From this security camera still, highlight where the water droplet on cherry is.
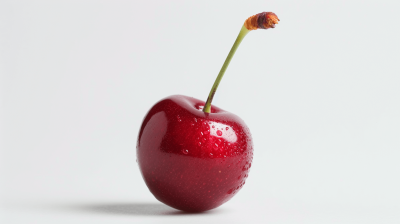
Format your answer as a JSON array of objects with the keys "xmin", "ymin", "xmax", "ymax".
[
  {"xmin": 198, "ymin": 142, "xmax": 202, "ymax": 146},
  {"xmin": 227, "ymin": 189, "xmax": 233, "ymax": 194},
  {"xmin": 226, "ymin": 127, "xmax": 229, "ymax": 130},
  {"xmin": 217, "ymin": 130, "xmax": 222, "ymax": 136},
  {"xmin": 182, "ymin": 149, "xmax": 189, "ymax": 154}
]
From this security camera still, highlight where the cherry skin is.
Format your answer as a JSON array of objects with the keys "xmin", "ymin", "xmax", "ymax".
[{"xmin": 137, "ymin": 95, "xmax": 253, "ymax": 212}]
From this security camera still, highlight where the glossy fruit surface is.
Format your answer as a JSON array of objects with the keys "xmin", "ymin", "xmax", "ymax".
[{"xmin": 137, "ymin": 95, "xmax": 253, "ymax": 212}]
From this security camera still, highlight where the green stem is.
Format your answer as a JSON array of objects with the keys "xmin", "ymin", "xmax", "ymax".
[{"xmin": 203, "ymin": 25, "xmax": 250, "ymax": 113}]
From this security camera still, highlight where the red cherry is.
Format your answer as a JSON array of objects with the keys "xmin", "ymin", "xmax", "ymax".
[
  {"xmin": 137, "ymin": 95, "xmax": 253, "ymax": 212},
  {"xmin": 136, "ymin": 12, "xmax": 278, "ymax": 212}
]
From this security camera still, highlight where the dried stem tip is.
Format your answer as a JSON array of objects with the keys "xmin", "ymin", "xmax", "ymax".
[{"xmin": 244, "ymin": 12, "xmax": 279, "ymax": 31}]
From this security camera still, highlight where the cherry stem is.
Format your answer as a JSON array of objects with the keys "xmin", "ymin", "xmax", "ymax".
[{"xmin": 203, "ymin": 25, "xmax": 250, "ymax": 113}]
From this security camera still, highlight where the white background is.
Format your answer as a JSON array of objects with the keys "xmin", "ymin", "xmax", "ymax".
[{"xmin": 1, "ymin": 0, "xmax": 400, "ymax": 223}]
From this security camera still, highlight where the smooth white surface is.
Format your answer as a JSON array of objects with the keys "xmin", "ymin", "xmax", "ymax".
[{"xmin": 1, "ymin": 0, "xmax": 400, "ymax": 223}]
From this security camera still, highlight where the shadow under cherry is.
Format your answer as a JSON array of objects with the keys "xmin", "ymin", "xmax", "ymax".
[{"xmin": 68, "ymin": 202, "xmax": 221, "ymax": 216}]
